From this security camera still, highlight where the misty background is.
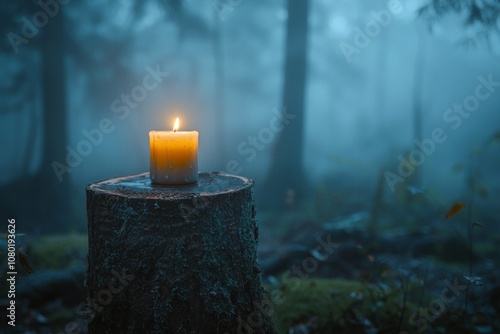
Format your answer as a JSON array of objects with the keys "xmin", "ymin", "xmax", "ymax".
[{"xmin": 1, "ymin": 0, "xmax": 499, "ymax": 233}]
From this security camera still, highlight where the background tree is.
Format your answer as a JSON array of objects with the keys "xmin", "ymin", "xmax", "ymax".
[
  {"xmin": 410, "ymin": 22, "xmax": 428, "ymax": 186},
  {"xmin": 263, "ymin": 0, "xmax": 310, "ymax": 210},
  {"xmin": 396, "ymin": 0, "xmax": 500, "ymax": 191},
  {"xmin": 0, "ymin": 2, "xmax": 70, "ymax": 232}
]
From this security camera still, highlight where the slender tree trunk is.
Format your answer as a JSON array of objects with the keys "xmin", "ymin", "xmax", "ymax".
[
  {"xmin": 376, "ymin": 30, "xmax": 387, "ymax": 141},
  {"xmin": 262, "ymin": 0, "xmax": 309, "ymax": 210},
  {"xmin": 413, "ymin": 31, "xmax": 426, "ymax": 143},
  {"xmin": 213, "ymin": 12, "xmax": 227, "ymax": 168},
  {"xmin": 38, "ymin": 6, "xmax": 70, "ymax": 231},
  {"xmin": 411, "ymin": 24, "xmax": 427, "ymax": 185}
]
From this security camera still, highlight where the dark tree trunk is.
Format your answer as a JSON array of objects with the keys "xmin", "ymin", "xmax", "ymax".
[
  {"xmin": 85, "ymin": 172, "xmax": 276, "ymax": 334},
  {"xmin": 0, "ymin": 5, "xmax": 71, "ymax": 232},
  {"xmin": 212, "ymin": 13, "xmax": 227, "ymax": 168},
  {"xmin": 411, "ymin": 25, "xmax": 427, "ymax": 185},
  {"xmin": 37, "ymin": 6, "xmax": 70, "ymax": 231},
  {"xmin": 263, "ymin": 0, "xmax": 309, "ymax": 210},
  {"xmin": 376, "ymin": 30, "xmax": 388, "ymax": 141}
]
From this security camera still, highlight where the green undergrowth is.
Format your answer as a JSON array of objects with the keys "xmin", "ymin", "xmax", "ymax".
[
  {"xmin": 28, "ymin": 234, "xmax": 88, "ymax": 269},
  {"xmin": 264, "ymin": 278, "xmax": 412, "ymax": 333},
  {"xmin": 0, "ymin": 234, "xmax": 88, "ymax": 301}
]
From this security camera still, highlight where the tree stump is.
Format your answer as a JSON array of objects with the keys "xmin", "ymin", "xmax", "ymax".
[{"xmin": 85, "ymin": 172, "xmax": 276, "ymax": 334}]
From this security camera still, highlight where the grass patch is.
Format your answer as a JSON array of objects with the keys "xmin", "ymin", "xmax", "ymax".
[
  {"xmin": 265, "ymin": 278, "xmax": 409, "ymax": 333},
  {"xmin": 28, "ymin": 234, "xmax": 88, "ymax": 270}
]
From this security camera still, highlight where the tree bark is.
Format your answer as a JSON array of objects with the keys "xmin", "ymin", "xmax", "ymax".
[{"xmin": 85, "ymin": 172, "xmax": 276, "ymax": 334}]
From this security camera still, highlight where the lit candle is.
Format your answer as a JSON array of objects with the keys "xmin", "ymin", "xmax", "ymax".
[{"xmin": 149, "ymin": 117, "xmax": 198, "ymax": 185}]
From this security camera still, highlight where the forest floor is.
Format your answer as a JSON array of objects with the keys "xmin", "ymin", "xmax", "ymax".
[
  {"xmin": 1, "ymin": 202, "xmax": 499, "ymax": 333},
  {"xmin": 258, "ymin": 211, "xmax": 500, "ymax": 333}
]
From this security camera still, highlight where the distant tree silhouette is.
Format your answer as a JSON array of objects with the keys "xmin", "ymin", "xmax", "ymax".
[
  {"xmin": 212, "ymin": 11, "xmax": 227, "ymax": 168},
  {"xmin": 0, "ymin": 2, "xmax": 70, "ymax": 232},
  {"xmin": 410, "ymin": 23, "xmax": 428, "ymax": 186},
  {"xmin": 409, "ymin": 0, "xmax": 500, "ymax": 185},
  {"xmin": 263, "ymin": 0, "xmax": 309, "ymax": 210}
]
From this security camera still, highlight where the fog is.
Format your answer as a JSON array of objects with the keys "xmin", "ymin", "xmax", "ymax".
[
  {"xmin": 2, "ymin": 1, "xmax": 500, "ymax": 332},
  {"xmin": 1, "ymin": 0, "xmax": 499, "ymax": 229}
]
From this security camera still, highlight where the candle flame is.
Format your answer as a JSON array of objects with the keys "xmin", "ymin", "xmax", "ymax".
[{"xmin": 173, "ymin": 117, "xmax": 180, "ymax": 132}]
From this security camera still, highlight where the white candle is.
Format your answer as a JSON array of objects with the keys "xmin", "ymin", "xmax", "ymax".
[{"xmin": 149, "ymin": 117, "xmax": 198, "ymax": 185}]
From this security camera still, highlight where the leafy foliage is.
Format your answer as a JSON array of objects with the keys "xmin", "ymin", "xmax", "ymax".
[
  {"xmin": 418, "ymin": 0, "xmax": 500, "ymax": 27},
  {"xmin": 418, "ymin": 0, "xmax": 500, "ymax": 48}
]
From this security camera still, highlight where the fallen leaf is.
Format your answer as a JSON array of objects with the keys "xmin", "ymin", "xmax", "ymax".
[
  {"xmin": 18, "ymin": 248, "xmax": 33, "ymax": 274},
  {"xmin": 445, "ymin": 202, "xmax": 465, "ymax": 219}
]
